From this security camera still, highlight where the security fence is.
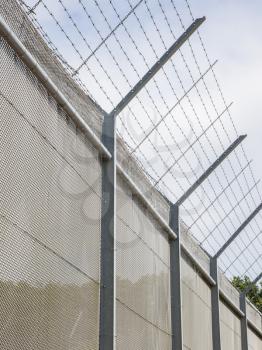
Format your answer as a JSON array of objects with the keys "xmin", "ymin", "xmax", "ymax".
[{"xmin": 0, "ymin": 1, "xmax": 261, "ymax": 350}]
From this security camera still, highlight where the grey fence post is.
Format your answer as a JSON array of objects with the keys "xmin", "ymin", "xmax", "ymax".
[
  {"xmin": 240, "ymin": 292, "xmax": 248, "ymax": 350},
  {"xmin": 240, "ymin": 272, "xmax": 262, "ymax": 350},
  {"xmin": 169, "ymin": 135, "xmax": 246, "ymax": 350},
  {"xmin": 99, "ymin": 17, "xmax": 206, "ymax": 350},
  {"xmin": 169, "ymin": 204, "xmax": 183, "ymax": 350},
  {"xmin": 211, "ymin": 205, "xmax": 262, "ymax": 350},
  {"xmin": 100, "ymin": 113, "xmax": 117, "ymax": 350},
  {"xmin": 210, "ymin": 258, "xmax": 222, "ymax": 350}
]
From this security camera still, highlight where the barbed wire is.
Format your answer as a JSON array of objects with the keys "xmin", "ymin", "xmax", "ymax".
[
  {"xmin": 59, "ymin": 0, "xmax": 247, "ymax": 247},
  {"xmin": 18, "ymin": 0, "xmax": 262, "ymax": 280},
  {"xmin": 183, "ymin": 0, "xmax": 262, "ymax": 225}
]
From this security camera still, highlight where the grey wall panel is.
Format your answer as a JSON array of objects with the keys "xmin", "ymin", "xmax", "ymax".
[
  {"xmin": 116, "ymin": 300, "xmax": 171, "ymax": 350},
  {"xmin": 0, "ymin": 39, "xmax": 101, "ymax": 349},
  {"xmin": 248, "ymin": 328, "xmax": 262, "ymax": 350},
  {"xmin": 219, "ymin": 271, "xmax": 240, "ymax": 308},
  {"xmin": 117, "ymin": 176, "xmax": 170, "ymax": 267},
  {"xmin": 220, "ymin": 301, "xmax": 241, "ymax": 350},
  {"xmin": 0, "ymin": 216, "xmax": 99, "ymax": 350},
  {"xmin": 181, "ymin": 255, "xmax": 213, "ymax": 350},
  {"xmin": 116, "ymin": 178, "xmax": 171, "ymax": 349},
  {"xmin": 0, "ymin": 95, "xmax": 101, "ymax": 281},
  {"xmin": 116, "ymin": 217, "xmax": 171, "ymax": 332},
  {"xmin": 0, "ymin": 39, "xmax": 102, "ymax": 197},
  {"xmin": 181, "ymin": 226, "xmax": 210, "ymax": 273},
  {"xmin": 247, "ymin": 302, "xmax": 262, "ymax": 332}
]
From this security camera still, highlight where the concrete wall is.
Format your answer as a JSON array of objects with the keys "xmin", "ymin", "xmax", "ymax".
[
  {"xmin": 247, "ymin": 302, "xmax": 262, "ymax": 332},
  {"xmin": 0, "ymin": 1, "xmax": 261, "ymax": 350},
  {"xmin": 116, "ymin": 177, "xmax": 172, "ymax": 349},
  {"xmin": 220, "ymin": 301, "xmax": 241, "ymax": 350},
  {"xmin": 248, "ymin": 328, "xmax": 262, "ymax": 350},
  {"xmin": 182, "ymin": 255, "xmax": 213, "ymax": 350},
  {"xmin": 0, "ymin": 36, "xmax": 101, "ymax": 349}
]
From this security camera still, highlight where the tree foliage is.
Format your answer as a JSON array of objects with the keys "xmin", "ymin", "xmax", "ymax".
[{"xmin": 232, "ymin": 276, "xmax": 262, "ymax": 313}]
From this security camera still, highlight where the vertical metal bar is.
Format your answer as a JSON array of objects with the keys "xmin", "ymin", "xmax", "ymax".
[
  {"xmin": 169, "ymin": 204, "xmax": 183, "ymax": 350},
  {"xmin": 168, "ymin": 136, "xmax": 246, "ymax": 350},
  {"xmin": 99, "ymin": 16, "xmax": 206, "ymax": 350},
  {"xmin": 240, "ymin": 272, "xmax": 262, "ymax": 350},
  {"xmin": 100, "ymin": 113, "xmax": 116, "ymax": 350},
  {"xmin": 240, "ymin": 293, "xmax": 248, "ymax": 350},
  {"xmin": 210, "ymin": 258, "xmax": 222, "ymax": 350},
  {"xmin": 210, "ymin": 204, "xmax": 262, "ymax": 350}
]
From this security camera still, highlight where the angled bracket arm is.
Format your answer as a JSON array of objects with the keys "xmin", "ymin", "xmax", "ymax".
[
  {"xmin": 211, "ymin": 204, "xmax": 262, "ymax": 350},
  {"xmin": 108, "ymin": 17, "xmax": 206, "ymax": 118},
  {"xmin": 214, "ymin": 203, "xmax": 262, "ymax": 259},
  {"xmin": 243, "ymin": 272, "xmax": 262, "ymax": 296},
  {"xmin": 176, "ymin": 135, "xmax": 246, "ymax": 206}
]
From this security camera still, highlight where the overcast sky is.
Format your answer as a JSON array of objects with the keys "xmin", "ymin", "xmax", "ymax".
[
  {"xmin": 189, "ymin": 0, "xmax": 262, "ymax": 181},
  {"xmin": 23, "ymin": 0, "xmax": 262, "ymax": 183}
]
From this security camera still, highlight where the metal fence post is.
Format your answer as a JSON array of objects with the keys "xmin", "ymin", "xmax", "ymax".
[
  {"xmin": 100, "ymin": 113, "xmax": 116, "ymax": 350},
  {"xmin": 169, "ymin": 204, "xmax": 183, "ymax": 350},
  {"xmin": 240, "ymin": 272, "xmax": 262, "ymax": 350},
  {"xmin": 210, "ymin": 257, "xmax": 221, "ymax": 350},
  {"xmin": 168, "ymin": 135, "xmax": 246, "ymax": 350},
  {"xmin": 99, "ymin": 17, "xmax": 206, "ymax": 350},
  {"xmin": 240, "ymin": 292, "xmax": 248, "ymax": 350},
  {"xmin": 211, "ymin": 205, "xmax": 262, "ymax": 350}
]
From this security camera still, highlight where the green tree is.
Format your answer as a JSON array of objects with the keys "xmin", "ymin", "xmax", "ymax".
[{"xmin": 232, "ymin": 276, "xmax": 262, "ymax": 313}]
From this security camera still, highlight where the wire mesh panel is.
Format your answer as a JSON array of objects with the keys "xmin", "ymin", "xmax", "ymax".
[
  {"xmin": 116, "ymin": 177, "xmax": 172, "ymax": 349},
  {"xmin": 0, "ymin": 36, "xmax": 102, "ymax": 349}
]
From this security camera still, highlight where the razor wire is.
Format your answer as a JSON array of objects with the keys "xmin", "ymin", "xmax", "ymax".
[{"xmin": 18, "ymin": 0, "xmax": 262, "ymax": 281}]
